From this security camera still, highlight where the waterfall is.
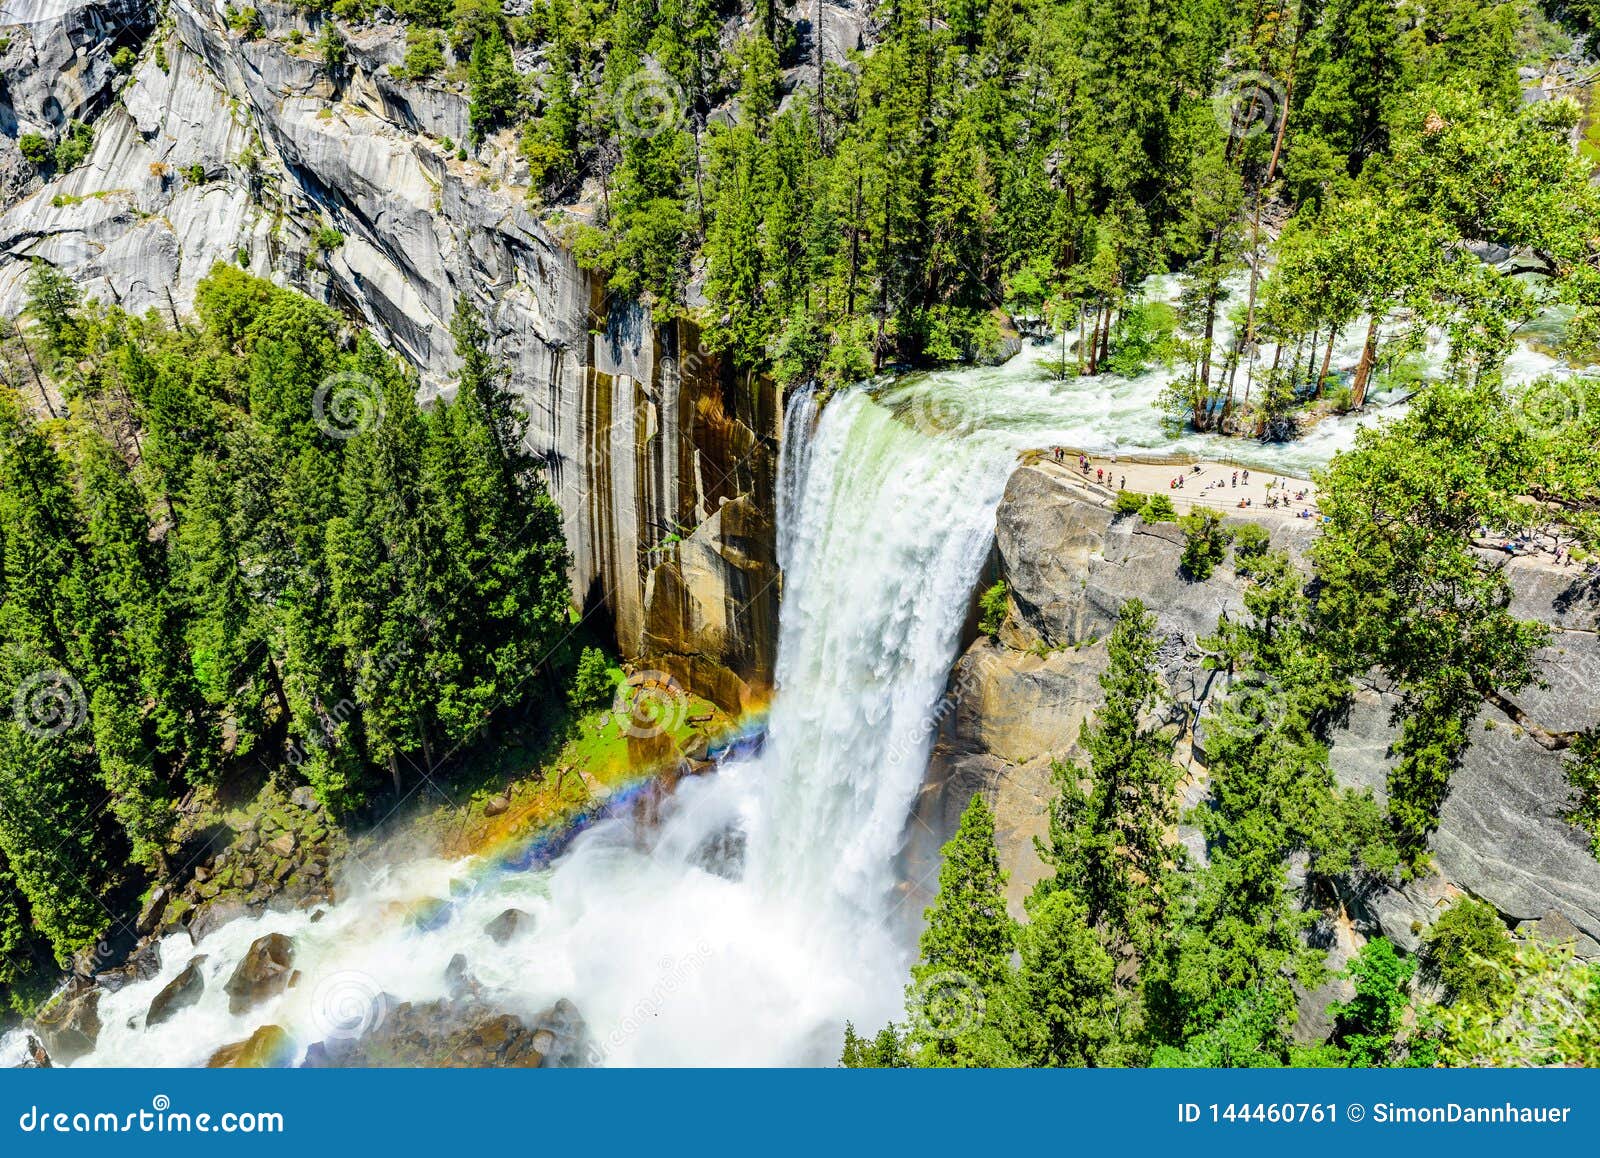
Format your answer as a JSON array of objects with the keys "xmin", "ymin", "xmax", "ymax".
[
  {"xmin": 16, "ymin": 307, "xmax": 1570, "ymax": 1067},
  {"xmin": 43, "ymin": 371, "xmax": 1026, "ymax": 1068}
]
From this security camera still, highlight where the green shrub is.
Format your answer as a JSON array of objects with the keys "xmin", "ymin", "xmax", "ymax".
[
  {"xmin": 1178, "ymin": 509, "xmax": 1233, "ymax": 581},
  {"xmin": 112, "ymin": 46, "xmax": 137, "ymax": 72},
  {"xmin": 1113, "ymin": 489, "xmax": 1146, "ymax": 517},
  {"xmin": 978, "ymin": 579, "xmax": 1009, "ymax": 638},
  {"xmin": 312, "ymin": 225, "xmax": 345, "ymax": 251},
  {"xmin": 1230, "ymin": 522, "xmax": 1271, "ymax": 575},
  {"xmin": 396, "ymin": 27, "xmax": 444, "ymax": 80},
  {"xmin": 18, "ymin": 133, "xmax": 52, "ymax": 166},
  {"xmin": 226, "ymin": 5, "xmax": 264, "ymax": 36},
  {"xmin": 1102, "ymin": 298, "xmax": 1178, "ymax": 377},
  {"xmin": 318, "ymin": 24, "xmax": 348, "ymax": 71},
  {"xmin": 52, "ymin": 122, "xmax": 93, "ymax": 171},
  {"xmin": 180, "ymin": 162, "xmax": 206, "ymax": 185},
  {"xmin": 1418, "ymin": 897, "xmax": 1514, "ymax": 1007},
  {"xmin": 1139, "ymin": 493, "xmax": 1177, "ymax": 524},
  {"xmin": 154, "ymin": 43, "xmax": 169, "ymax": 72}
]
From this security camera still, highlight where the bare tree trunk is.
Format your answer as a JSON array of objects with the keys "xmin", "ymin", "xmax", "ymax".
[
  {"xmin": 266, "ymin": 656, "xmax": 292, "ymax": 729},
  {"xmin": 1350, "ymin": 315, "xmax": 1379, "ymax": 408},
  {"xmin": 815, "ymin": 0, "xmax": 826, "ymax": 151},
  {"xmin": 1316, "ymin": 326, "xmax": 1338, "ymax": 398},
  {"xmin": 1075, "ymin": 302, "xmax": 1086, "ymax": 375},
  {"xmin": 17, "ymin": 331, "xmax": 55, "ymax": 418}
]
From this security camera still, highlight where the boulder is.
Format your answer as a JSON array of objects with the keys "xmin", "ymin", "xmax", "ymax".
[
  {"xmin": 146, "ymin": 956, "xmax": 207, "ymax": 1027},
  {"xmin": 300, "ymin": 996, "xmax": 591, "ymax": 1068},
  {"xmin": 32, "ymin": 980, "xmax": 101, "ymax": 1065},
  {"xmin": 484, "ymin": 908, "xmax": 528, "ymax": 945},
  {"xmin": 207, "ymin": 1024, "xmax": 294, "ymax": 1068},
  {"xmin": 188, "ymin": 898, "xmax": 250, "ymax": 944},
  {"xmin": 136, "ymin": 886, "xmax": 170, "ymax": 937},
  {"xmin": 290, "ymin": 786, "xmax": 321, "ymax": 811},
  {"xmin": 98, "ymin": 938, "xmax": 164, "ymax": 993},
  {"xmin": 484, "ymin": 795, "xmax": 510, "ymax": 817},
  {"xmin": 15, "ymin": 1033, "xmax": 51, "ymax": 1068},
  {"xmin": 267, "ymin": 832, "xmax": 297, "ymax": 858},
  {"xmin": 224, "ymin": 933, "xmax": 295, "ymax": 1015},
  {"xmin": 403, "ymin": 897, "xmax": 450, "ymax": 932},
  {"xmin": 444, "ymin": 954, "xmax": 478, "ymax": 1000}
]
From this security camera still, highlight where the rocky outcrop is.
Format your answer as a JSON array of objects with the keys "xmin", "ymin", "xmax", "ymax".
[
  {"xmin": 926, "ymin": 461, "xmax": 1600, "ymax": 959},
  {"xmin": 224, "ymin": 932, "xmax": 295, "ymax": 1014},
  {"xmin": 301, "ymin": 995, "xmax": 590, "ymax": 1067},
  {"xmin": 30, "ymin": 977, "xmax": 101, "ymax": 1064},
  {"xmin": 0, "ymin": 0, "xmax": 152, "ymax": 198},
  {"xmin": 207, "ymin": 1023, "xmax": 294, "ymax": 1068},
  {"xmin": 0, "ymin": 0, "xmax": 780, "ymax": 710},
  {"xmin": 151, "ymin": 781, "xmax": 339, "ymax": 943},
  {"xmin": 145, "ymin": 955, "xmax": 206, "ymax": 1027}
]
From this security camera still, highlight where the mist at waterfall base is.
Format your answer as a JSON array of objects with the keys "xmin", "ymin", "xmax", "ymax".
[{"xmin": 19, "ymin": 285, "xmax": 1571, "ymax": 1068}]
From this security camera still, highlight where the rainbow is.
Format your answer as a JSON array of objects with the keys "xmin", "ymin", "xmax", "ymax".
[{"xmin": 466, "ymin": 709, "xmax": 771, "ymax": 878}]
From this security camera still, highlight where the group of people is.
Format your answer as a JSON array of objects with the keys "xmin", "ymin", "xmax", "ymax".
[
  {"xmin": 1051, "ymin": 446, "xmax": 1127, "ymax": 492},
  {"xmin": 1046, "ymin": 445, "xmax": 1326, "ymax": 519}
]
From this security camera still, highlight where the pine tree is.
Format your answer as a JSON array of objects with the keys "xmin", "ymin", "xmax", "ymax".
[
  {"xmin": 23, "ymin": 261, "xmax": 84, "ymax": 361},
  {"xmin": 468, "ymin": 25, "xmax": 522, "ymax": 143},
  {"xmin": 326, "ymin": 340, "xmax": 434, "ymax": 806},
  {"xmin": 916, "ymin": 792, "xmax": 1015, "ymax": 992},
  {"xmin": 1006, "ymin": 888, "xmax": 1124, "ymax": 1066},
  {"xmin": 1039, "ymin": 598, "xmax": 1180, "ymax": 949},
  {"xmin": 905, "ymin": 793, "xmax": 1016, "ymax": 1064}
]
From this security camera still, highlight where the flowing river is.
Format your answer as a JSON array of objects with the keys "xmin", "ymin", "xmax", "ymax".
[{"xmin": 5, "ymin": 299, "xmax": 1570, "ymax": 1067}]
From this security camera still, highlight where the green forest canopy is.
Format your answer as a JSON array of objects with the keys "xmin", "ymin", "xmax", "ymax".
[
  {"xmin": 315, "ymin": 0, "xmax": 1600, "ymax": 429},
  {"xmin": 0, "ymin": 265, "xmax": 571, "ymax": 993}
]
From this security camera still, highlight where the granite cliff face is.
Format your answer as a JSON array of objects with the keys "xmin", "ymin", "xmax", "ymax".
[
  {"xmin": 0, "ymin": 0, "xmax": 779, "ymax": 708},
  {"xmin": 922, "ymin": 462, "xmax": 1600, "ymax": 967}
]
